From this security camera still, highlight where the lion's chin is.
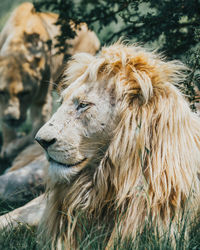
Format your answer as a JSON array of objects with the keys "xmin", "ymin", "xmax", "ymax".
[{"xmin": 48, "ymin": 158, "xmax": 87, "ymax": 183}]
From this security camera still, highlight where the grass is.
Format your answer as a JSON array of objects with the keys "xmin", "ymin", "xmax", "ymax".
[
  {"xmin": 0, "ymin": 225, "xmax": 37, "ymax": 250},
  {"xmin": 0, "ymin": 208, "xmax": 199, "ymax": 250}
]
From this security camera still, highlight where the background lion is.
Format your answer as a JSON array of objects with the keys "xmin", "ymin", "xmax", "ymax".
[
  {"xmin": 0, "ymin": 2, "xmax": 100, "ymax": 166},
  {"xmin": 35, "ymin": 43, "xmax": 200, "ymax": 248}
]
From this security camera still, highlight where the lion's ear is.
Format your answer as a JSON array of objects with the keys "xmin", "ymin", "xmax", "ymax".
[
  {"xmin": 120, "ymin": 65, "xmax": 153, "ymax": 106},
  {"xmin": 123, "ymin": 55, "xmax": 187, "ymax": 106}
]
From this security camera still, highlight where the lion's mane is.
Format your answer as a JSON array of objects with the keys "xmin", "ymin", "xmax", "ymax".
[{"xmin": 40, "ymin": 43, "xmax": 200, "ymax": 248}]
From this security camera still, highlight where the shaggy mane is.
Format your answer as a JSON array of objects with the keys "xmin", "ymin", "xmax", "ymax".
[{"xmin": 40, "ymin": 43, "xmax": 200, "ymax": 248}]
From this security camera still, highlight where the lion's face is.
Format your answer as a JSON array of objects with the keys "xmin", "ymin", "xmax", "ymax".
[
  {"xmin": 36, "ymin": 78, "xmax": 117, "ymax": 182},
  {"xmin": 0, "ymin": 55, "xmax": 40, "ymax": 128}
]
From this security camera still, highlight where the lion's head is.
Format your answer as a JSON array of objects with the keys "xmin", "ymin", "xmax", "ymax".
[
  {"xmin": 0, "ymin": 31, "xmax": 50, "ymax": 128},
  {"xmin": 36, "ymin": 52, "xmax": 118, "ymax": 183},
  {"xmin": 36, "ymin": 43, "xmax": 200, "ymax": 248}
]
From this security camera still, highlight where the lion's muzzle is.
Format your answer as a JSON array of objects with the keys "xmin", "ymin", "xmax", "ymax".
[{"xmin": 3, "ymin": 117, "xmax": 24, "ymax": 128}]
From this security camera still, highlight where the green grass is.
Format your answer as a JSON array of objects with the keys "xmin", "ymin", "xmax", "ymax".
[
  {"xmin": 0, "ymin": 225, "xmax": 37, "ymax": 250},
  {"xmin": 0, "ymin": 189, "xmax": 199, "ymax": 249},
  {"xmin": 0, "ymin": 211, "xmax": 199, "ymax": 250}
]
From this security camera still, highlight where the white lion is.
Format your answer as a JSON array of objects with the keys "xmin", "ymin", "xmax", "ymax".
[{"xmin": 35, "ymin": 43, "xmax": 200, "ymax": 248}]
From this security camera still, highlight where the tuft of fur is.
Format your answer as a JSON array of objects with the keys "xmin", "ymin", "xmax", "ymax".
[{"xmin": 39, "ymin": 43, "xmax": 200, "ymax": 248}]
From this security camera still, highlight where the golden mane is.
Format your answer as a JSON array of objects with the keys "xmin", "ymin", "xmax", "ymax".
[{"xmin": 40, "ymin": 43, "xmax": 200, "ymax": 248}]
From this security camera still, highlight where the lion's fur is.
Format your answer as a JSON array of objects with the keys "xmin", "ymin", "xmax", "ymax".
[
  {"xmin": 0, "ymin": 2, "xmax": 100, "ymax": 163},
  {"xmin": 39, "ymin": 43, "xmax": 200, "ymax": 248}
]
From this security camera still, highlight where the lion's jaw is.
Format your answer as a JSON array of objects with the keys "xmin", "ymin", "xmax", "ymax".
[{"xmin": 36, "ymin": 80, "xmax": 117, "ymax": 183}]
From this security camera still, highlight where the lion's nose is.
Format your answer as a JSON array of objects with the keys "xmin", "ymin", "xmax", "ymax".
[
  {"xmin": 3, "ymin": 114, "xmax": 19, "ymax": 123},
  {"xmin": 35, "ymin": 136, "xmax": 56, "ymax": 150}
]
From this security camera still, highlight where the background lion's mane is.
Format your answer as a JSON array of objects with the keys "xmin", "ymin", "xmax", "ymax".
[{"xmin": 39, "ymin": 43, "xmax": 200, "ymax": 248}]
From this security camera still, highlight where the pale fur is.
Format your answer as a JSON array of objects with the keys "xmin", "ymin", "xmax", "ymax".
[{"xmin": 37, "ymin": 43, "xmax": 200, "ymax": 248}]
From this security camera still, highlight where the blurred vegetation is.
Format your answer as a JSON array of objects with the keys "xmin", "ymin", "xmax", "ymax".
[
  {"xmin": 34, "ymin": 0, "xmax": 200, "ymax": 109},
  {"xmin": 33, "ymin": 0, "xmax": 200, "ymax": 56}
]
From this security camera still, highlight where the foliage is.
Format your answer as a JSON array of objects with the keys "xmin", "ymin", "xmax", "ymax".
[
  {"xmin": 34, "ymin": 0, "xmax": 199, "ymax": 57},
  {"xmin": 34, "ymin": 0, "xmax": 200, "ymax": 107}
]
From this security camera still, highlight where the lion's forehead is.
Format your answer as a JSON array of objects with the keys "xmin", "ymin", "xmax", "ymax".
[
  {"xmin": 62, "ymin": 81, "xmax": 97, "ymax": 101},
  {"xmin": 62, "ymin": 73, "xmax": 113, "ymax": 102}
]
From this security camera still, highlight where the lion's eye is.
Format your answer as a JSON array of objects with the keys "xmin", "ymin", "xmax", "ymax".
[{"xmin": 77, "ymin": 102, "xmax": 90, "ymax": 111}]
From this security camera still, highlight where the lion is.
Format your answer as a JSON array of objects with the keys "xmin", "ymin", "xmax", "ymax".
[
  {"xmin": 0, "ymin": 2, "xmax": 100, "ymax": 164},
  {"xmin": 35, "ymin": 43, "xmax": 200, "ymax": 248}
]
